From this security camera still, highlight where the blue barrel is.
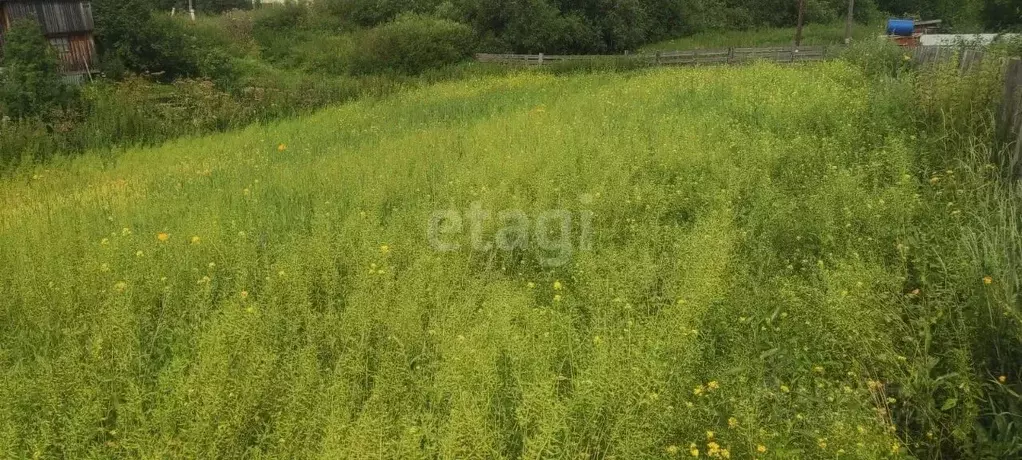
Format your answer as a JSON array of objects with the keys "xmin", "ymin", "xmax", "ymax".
[{"xmin": 886, "ymin": 19, "xmax": 915, "ymax": 36}]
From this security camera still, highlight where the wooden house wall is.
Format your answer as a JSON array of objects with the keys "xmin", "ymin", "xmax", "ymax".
[{"xmin": 49, "ymin": 33, "xmax": 95, "ymax": 72}]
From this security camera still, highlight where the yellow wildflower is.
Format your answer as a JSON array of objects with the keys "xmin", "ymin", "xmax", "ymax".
[
  {"xmin": 553, "ymin": 280, "xmax": 563, "ymax": 291},
  {"xmin": 706, "ymin": 441, "xmax": 720, "ymax": 456},
  {"xmin": 527, "ymin": 282, "xmax": 535, "ymax": 289},
  {"xmin": 689, "ymin": 443, "xmax": 699, "ymax": 457},
  {"xmin": 136, "ymin": 251, "xmax": 144, "ymax": 258},
  {"xmin": 720, "ymin": 448, "xmax": 730, "ymax": 459},
  {"xmin": 278, "ymin": 143, "xmax": 287, "ymax": 152},
  {"xmin": 380, "ymin": 245, "xmax": 390, "ymax": 254},
  {"xmin": 191, "ymin": 236, "xmax": 201, "ymax": 245},
  {"xmin": 998, "ymin": 375, "xmax": 1007, "ymax": 384},
  {"xmin": 706, "ymin": 431, "xmax": 714, "ymax": 440},
  {"xmin": 780, "ymin": 384, "xmax": 790, "ymax": 393},
  {"xmin": 114, "ymin": 281, "xmax": 127, "ymax": 292},
  {"xmin": 100, "ymin": 238, "xmax": 109, "ymax": 245},
  {"xmin": 757, "ymin": 445, "xmax": 767, "ymax": 453},
  {"xmin": 728, "ymin": 417, "xmax": 738, "ymax": 429},
  {"xmin": 667, "ymin": 445, "xmax": 679, "ymax": 455},
  {"xmin": 553, "ymin": 294, "xmax": 562, "ymax": 302},
  {"xmin": 984, "ymin": 276, "xmax": 993, "ymax": 285},
  {"xmin": 157, "ymin": 232, "xmax": 170, "ymax": 242},
  {"xmin": 707, "ymin": 380, "xmax": 719, "ymax": 390},
  {"xmin": 240, "ymin": 291, "xmax": 249, "ymax": 299},
  {"xmin": 693, "ymin": 385, "xmax": 705, "ymax": 396}
]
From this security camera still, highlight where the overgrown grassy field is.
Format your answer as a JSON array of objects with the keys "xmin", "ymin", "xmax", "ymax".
[
  {"xmin": 641, "ymin": 21, "xmax": 879, "ymax": 52},
  {"xmin": 1, "ymin": 59, "xmax": 1019, "ymax": 458}
]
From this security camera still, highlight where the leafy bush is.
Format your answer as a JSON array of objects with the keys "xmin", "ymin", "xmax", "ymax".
[
  {"xmin": 316, "ymin": 0, "xmax": 426, "ymax": 28},
  {"xmin": 0, "ymin": 64, "xmax": 416, "ymax": 172},
  {"xmin": 138, "ymin": 15, "xmax": 204, "ymax": 80},
  {"xmin": 347, "ymin": 14, "xmax": 474, "ymax": 75},
  {"xmin": 94, "ymin": 0, "xmax": 201, "ymax": 80},
  {"xmin": 251, "ymin": 3, "xmax": 313, "ymax": 65},
  {"xmin": 187, "ymin": 11, "xmax": 260, "ymax": 59},
  {"xmin": 0, "ymin": 20, "xmax": 76, "ymax": 119},
  {"xmin": 252, "ymin": 1, "xmax": 308, "ymax": 34},
  {"xmin": 840, "ymin": 39, "xmax": 915, "ymax": 78}
]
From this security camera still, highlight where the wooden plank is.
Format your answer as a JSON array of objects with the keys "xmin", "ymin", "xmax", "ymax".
[
  {"xmin": 999, "ymin": 59, "xmax": 1022, "ymax": 178},
  {"xmin": 998, "ymin": 59, "xmax": 1021, "ymax": 141},
  {"xmin": 4, "ymin": 1, "xmax": 93, "ymax": 35},
  {"xmin": 1013, "ymin": 115, "xmax": 1022, "ymax": 179}
]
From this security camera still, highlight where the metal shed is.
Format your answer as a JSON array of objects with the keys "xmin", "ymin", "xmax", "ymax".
[{"xmin": 0, "ymin": 0, "xmax": 97, "ymax": 75}]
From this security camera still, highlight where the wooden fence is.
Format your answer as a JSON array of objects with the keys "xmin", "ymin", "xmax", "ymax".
[
  {"xmin": 999, "ymin": 59, "xmax": 1022, "ymax": 178},
  {"xmin": 476, "ymin": 45, "xmax": 829, "ymax": 67}
]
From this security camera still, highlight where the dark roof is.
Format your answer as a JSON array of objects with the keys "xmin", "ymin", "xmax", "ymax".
[{"xmin": 1, "ymin": 1, "xmax": 94, "ymax": 35}]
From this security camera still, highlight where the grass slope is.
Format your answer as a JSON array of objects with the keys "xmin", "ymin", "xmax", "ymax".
[
  {"xmin": 0, "ymin": 62, "xmax": 978, "ymax": 458},
  {"xmin": 641, "ymin": 21, "xmax": 880, "ymax": 52}
]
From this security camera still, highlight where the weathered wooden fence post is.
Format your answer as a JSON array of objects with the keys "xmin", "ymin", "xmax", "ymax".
[
  {"xmin": 998, "ymin": 59, "xmax": 1022, "ymax": 178},
  {"xmin": 727, "ymin": 47, "xmax": 735, "ymax": 64}
]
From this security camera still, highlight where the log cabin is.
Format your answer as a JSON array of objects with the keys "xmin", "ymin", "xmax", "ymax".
[{"xmin": 0, "ymin": 0, "xmax": 97, "ymax": 78}]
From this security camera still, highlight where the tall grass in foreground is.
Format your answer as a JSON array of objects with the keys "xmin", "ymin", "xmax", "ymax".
[
  {"xmin": 0, "ymin": 58, "xmax": 1019, "ymax": 458},
  {"xmin": 888, "ymin": 53, "xmax": 1022, "ymax": 457}
]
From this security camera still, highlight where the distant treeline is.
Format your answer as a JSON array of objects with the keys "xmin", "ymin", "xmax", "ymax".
[{"xmin": 142, "ymin": 0, "xmax": 1020, "ymax": 54}]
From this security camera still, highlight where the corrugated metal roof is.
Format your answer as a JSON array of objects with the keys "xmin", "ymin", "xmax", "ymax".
[{"xmin": 1, "ymin": 1, "xmax": 93, "ymax": 35}]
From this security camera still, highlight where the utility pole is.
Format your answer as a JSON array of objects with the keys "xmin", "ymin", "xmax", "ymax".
[
  {"xmin": 188, "ymin": 0, "xmax": 196, "ymax": 21},
  {"xmin": 844, "ymin": 0, "xmax": 856, "ymax": 44},
  {"xmin": 794, "ymin": 0, "xmax": 806, "ymax": 49}
]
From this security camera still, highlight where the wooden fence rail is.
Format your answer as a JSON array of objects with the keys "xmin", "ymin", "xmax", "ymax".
[{"xmin": 476, "ymin": 45, "xmax": 830, "ymax": 67}]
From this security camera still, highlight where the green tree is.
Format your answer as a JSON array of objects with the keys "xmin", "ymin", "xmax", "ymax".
[
  {"xmin": 983, "ymin": 0, "xmax": 1022, "ymax": 30},
  {"xmin": 93, "ymin": 0, "xmax": 203, "ymax": 80},
  {"xmin": 0, "ymin": 19, "xmax": 74, "ymax": 119},
  {"xmin": 92, "ymin": 0, "xmax": 153, "ymax": 58}
]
